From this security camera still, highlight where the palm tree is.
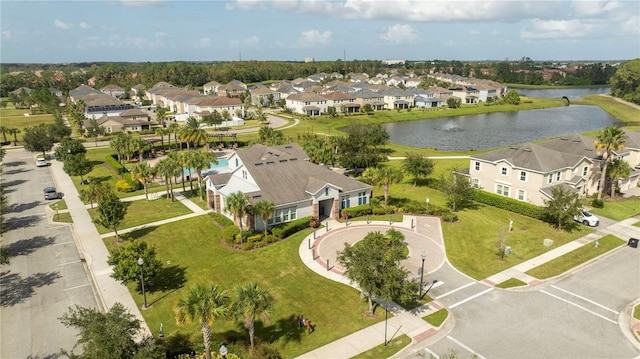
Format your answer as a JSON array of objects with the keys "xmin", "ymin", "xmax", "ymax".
[
  {"xmin": 155, "ymin": 157, "xmax": 181, "ymax": 201},
  {"xmin": 6, "ymin": 128, "xmax": 20, "ymax": 146},
  {"xmin": 169, "ymin": 151, "xmax": 188, "ymax": 191},
  {"xmin": 130, "ymin": 162, "xmax": 156, "ymax": 201},
  {"xmin": 175, "ymin": 283, "xmax": 229, "ymax": 359},
  {"xmin": 130, "ymin": 137, "xmax": 148, "ymax": 162},
  {"xmin": 167, "ymin": 122, "xmax": 179, "ymax": 150},
  {"xmin": 224, "ymin": 191, "xmax": 250, "ymax": 243},
  {"xmin": 192, "ymin": 150, "xmax": 217, "ymax": 200},
  {"xmin": 182, "ymin": 150, "xmax": 198, "ymax": 193},
  {"xmin": 233, "ymin": 282, "xmax": 273, "ymax": 351},
  {"xmin": 180, "ymin": 117, "xmax": 208, "ymax": 150},
  {"xmin": 0, "ymin": 126, "xmax": 8, "ymax": 144},
  {"xmin": 594, "ymin": 126, "xmax": 627, "ymax": 200},
  {"xmin": 110, "ymin": 133, "xmax": 130, "ymax": 163},
  {"xmin": 155, "ymin": 127, "xmax": 167, "ymax": 153},
  {"xmin": 156, "ymin": 106, "xmax": 168, "ymax": 127},
  {"xmin": 607, "ymin": 157, "xmax": 632, "ymax": 198},
  {"xmin": 252, "ymin": 199, "xmax": 275, "ymax": 235},
  {"xmin": 362, "ymin": 166, "xmax": 404, "ymax": 207}
]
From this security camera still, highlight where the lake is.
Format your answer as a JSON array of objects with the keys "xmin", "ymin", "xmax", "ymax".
[
  {"xmin": 515, "ymin": 87, "xmax": 611, "ymax": 99},
  {"xmin": 384, "ymin": 105, "xmax": 616, "ymax": 151}
]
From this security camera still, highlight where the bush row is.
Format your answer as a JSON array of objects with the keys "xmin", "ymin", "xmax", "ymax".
[
  {"xmin": 468, "ymin": 189, "xmax": 545, "ymax": 220},
  {"xmin": 105, "ymin": 155, "xmax": 127, "ymax": 175},
  {"xmin": 271, "ymin": 216, "xmax": 312, "ymax": 239}
]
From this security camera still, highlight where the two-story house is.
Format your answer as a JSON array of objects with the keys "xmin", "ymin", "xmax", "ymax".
[
  {"xmin": 285, "ymin": 93, "xmax": 329, "ymax": 116},
  {"xmin": 205, "ymin": 144, "xmax": 372, "ymax": 232}
]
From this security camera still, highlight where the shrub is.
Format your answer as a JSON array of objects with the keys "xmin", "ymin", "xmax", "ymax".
[
  {"xmin": 271, "ymin": 216, "xmax": 311, "ymax": 238},
  {"xmin": 441, "ymin": 212, "xmax": 458, "ymax": 222},
  {"xmin": 105, "ymin": 155, "xmax": 126, "ymax": 175},
  {"xmin": 211, "ymin": 212, "xmax": 234, "ymax": 227},
  {"xmin": 344, "ymin": 204, "xmax": 372, "ymax": 218},
  {"xmin": 372, "ymin": 207, "xmax": 385, "ymax": 215},
  {"xmin": 246, "ymin": 233, "xmax": 264, "ymax": 243},
  {"xmin": 309, "ymin": 216, "xmax": 319, "ymax": 229},
  {"xmin": 468, "ymin": 189, "xmax": 545, "ymax": 220},
  {"xmin": 591, "ymin": 198, "xmax": 604, "ymax": 208},
  {"xmin": 115, "ymin": 179, "xmax": 134, "ymax": 192},
  {"xmin": 222, "ymin": 225, "xmax": 240, "ymax": 244},
  {"xmin": 122, "ymin": 173, "xmax": 143, "ymax": 191}
]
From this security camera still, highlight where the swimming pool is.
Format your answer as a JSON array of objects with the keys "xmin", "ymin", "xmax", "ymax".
[{"xmin": 183, "ymin": 158, "xmax": 230, "ymax": 176}]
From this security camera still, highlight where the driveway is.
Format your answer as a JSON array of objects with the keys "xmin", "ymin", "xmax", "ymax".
[{"xmin": 1, "ymin": 149, "xmax": 98, "ymax": 358}]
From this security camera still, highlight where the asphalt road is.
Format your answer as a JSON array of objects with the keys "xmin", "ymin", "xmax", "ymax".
[
  {"xmin": 1, "ymin": 149, "xmax": 97, "ymax": 358},
  {"xmin": 404, "ymin": 245, "xmax": 640, "ymax": 359}
]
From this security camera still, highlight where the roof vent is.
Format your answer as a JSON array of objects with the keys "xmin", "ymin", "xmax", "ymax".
[
  {"xmin": 279, "ymin": 159, "xmax": 287, "ymax": 163},
  {"xmin": 255, "ymin": 163, "xmax": 263, "ymax": 166},
  {"xmin": 266, "ymin": 161, "xmax": 274, "ymax": 165},
  {"xmin": 290, "ymin": 158, "xmax": 298, "ymax": 161}
]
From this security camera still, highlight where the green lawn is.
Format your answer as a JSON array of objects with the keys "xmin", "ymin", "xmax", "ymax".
[
  {"xmin": 441, "ymin": 203, "xmax": 595, "ymax": 280},
  {"xmin": 103, "ymin": 215, "xmax": 387, "ymax": 358},
  {"xmin": 634, "ymin": 305, "xmax": 640, "ymax": 320},
  {"xmin": 179, "ymin": 189, "xmax": 210, "ymax": 211},
  {"xmin": 423, "ymin": 309, "xmax": 448, "ymax": 327},
  {"xmin": 495, "ymin": 278, "xmax": 528, "ymax": 289},
  {"xmin": 634, "ymin": 221, "xmax": 640, "ymax": 228},
  {"xmin": 52, "ymin": 212, "xmax": 73, "ymax": 223},
  {"xmin": 350, "ymin": 334, "xmax": 411, "ymax": 359},
  {"xmin": 588, "ymin": 198, "xmax": 640, "ymax": 221},
  {"xmin": 49, "ymin": 199, "xmax": 67, "ymax": 210},
  {"xmin": 88, "ymin": 197, "xmax": 192, "ymax": 234},
  {"xmin": 0, "ymin": 106, "xmax": 55, "ymax": 142},
  {"xmin": 526, "ymin": 235, "xmax": 625, "ymax": 279}
]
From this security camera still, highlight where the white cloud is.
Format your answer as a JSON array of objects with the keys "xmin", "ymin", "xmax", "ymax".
[
  {"xmin": 77, "ymin": 33, "xmax": 167, "ymax": 50},
  {"xmin": 156, "ymin": 32, "xmax": 168, "ymax": 37},
  {"xmin": 297, "ymin": 30, "xmax": 332, "ymax": 47},
  {"xmin": 2, "ymin": 31, "xmax": 11, "ymax": 39},
  {"xmin": 119, "ymin": 0, "xmax": 167, "ymax": 7},
  {"xmin": 54, "ymin": 20, "xmax": 74, "ymax": 30},
  {"xmin": 380, "ymin": 24, "xmax": 417, "ymax": 45},
  {"xmin": 79, "ymin": 22, "xmax": 91, "ymax": 29},
  {"xmin": 194, "ymin": 37, "xmax": 212, "ymax": 49},
  {"xmin": 521, "ymin": 18, "xmax": 595, "ymax": 39},
  {"xmin": 225, "ymin": 0, "xmax": 267, "ymax": 11},
  {"xmin": 469, "ymin": 29, "xmax": 480, "ymax": 36},
  {"xmin": 230, "ymin": 36, "xmax": 261, "ymax": 49}
]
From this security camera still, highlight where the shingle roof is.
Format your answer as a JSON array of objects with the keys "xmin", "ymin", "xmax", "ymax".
[{"xmin": 473, "ymin": 142, "xmax": 588, "ymax": 173}]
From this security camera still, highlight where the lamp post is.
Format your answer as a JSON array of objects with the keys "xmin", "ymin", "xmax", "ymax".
[
  {"xmin": 53, "ymin": 203, "xmax": 59, "ymax": 221},
  {"xmin": 93, "ymin": 128, "xmax": 97, "ymax": 147},
  {"xmin": 137, "ymin": 257, "xmax": 147, "ymax": 308},
  {"xmin": 419, "ymin": 252, "xmax": 426, "ymax": 299},
  {"xmin": 426, "ymin": 196, "xmax": 430, "ymax": 212}
]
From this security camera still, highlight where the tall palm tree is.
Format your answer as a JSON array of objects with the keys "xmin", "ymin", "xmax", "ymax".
[
  {"xmin": 0, "ymin": 126, "xmax": 8, "ymax": 144},
  {"xmin": 363, "ymin": 166, "xmax": 404, "ymax": 207},
  {"xmin": 180, "ymin": 117, "xmax": 208, "ymax": 150},
  {"xmin": 175, "ymin": 283, "xmax": 229, "ymax": 359},
  {"xmin": 7, "ymin": 128, "xmax": 20, "ymax": 146},
  {"xmin": 224, "ymin": 191, "xmax": 250, "ymax": 243},
  {"xmin": 607, "ymin": 158, "xmax": 632, "ymax": 198},
  {"xmin": 169, "ymin": 151, "xmax": 187, "ymax": 191},
  {"xmin": 130, "ymin": 137, "xmax": 148, "ymax": 163},
  {"xmin": 156, "ymin": 106, "xmax": 168, "ymax": 127},
  {"xmin": 155, "ymin": 127, "xmax": 167, "ymax": 153},
  {"xmin": 110, "ymin": 133, "xmax": 131, "ymax": 163},
  {"xmin": 130, "ymin": 162, "xmax": 156, "ymax": 201},
  {"xmin": 167, "ymin": 122, "xmax": 179, "ymax": 150},
  {"xmin": 192, "ymin": 150, "xmax": 217, "ymax": 200},
  {"xmin": 594, "ymin": 126, "xmax": 627, "ymax": 200},
  {"xmin": 233, "ymin": 282, "xmax": 274, "ymax": 351},
  {"xmin": 252, "ymin": 199, "xmax": 275, "ymax": 235},
  {"xmin": 182, "ymin": 150, "xmax": 198, "ymax": 193},
  {"xmin": 155, "ymin": 157, "xmax": 181, "ymax": 201}
]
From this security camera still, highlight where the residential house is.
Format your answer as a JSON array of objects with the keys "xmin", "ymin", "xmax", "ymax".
[
  {"xmin": 83, "ymin": 115, "xmax": 150, "ymax": 134},
  {"xmin": 101, "ymin": 84, "xmax": 126, "ymax": 98},
  {"xmin": 250, "ymin": 86, "xmax": 280, "ymax": 107},
  {"xmin": 217, "ymin": 80, "xmax": 247, "ymax": 97},
  {"xmin": 203, "ymin": 81, "xmax": 222, "ymax": 95},
  {"xmin": 205, "ymin": 144, "xmax": 372, "ymax": 232},
  {"xmin": 381, "ymin": 89, "xmax": 413, "ymax": 110},
  {"xmin": 322, "ymin": 91, "xmax": 359, "ymax": 113},
  {"xmin": 358, "ymin": 89, "xmax": 387, "ymax": 111},
  {"xmin": 285, "ymin": 92, "xmax": 329, "ymax": 116},
  {"xmin": 82, "ymin": 92, "xmax": 134, "ymax": 118},
  {"xmin": 189, "ymin": 96, "xmax": 244, "ymax": 122},
  {"xmin": 48, "ymin": 87, "xmax": 63, "ymax": 98},
  {"xmin": 450, "ymin": 86, "xmax": 480, "ymax": 104}
]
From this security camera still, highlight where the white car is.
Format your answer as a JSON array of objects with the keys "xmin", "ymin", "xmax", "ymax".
[
  {"xmin": 36, "ymin": 158, "xmax": 48, "ymax": 167},
  {"xmin": 574, "ymin": 208, "xmax": 599, "ymax": 227}
]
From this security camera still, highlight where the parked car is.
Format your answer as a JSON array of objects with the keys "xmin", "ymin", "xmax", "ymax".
[
  {"xmin": 574, "ymin": 208, "xmax": 599, "ymax": 227},
  {"xmin": 36, "ymin": 158, "xmax": 48, "ymax": 167},
  {"xmin": 44, "ymin": 187, "xmax": 62, "ymax": 200}
]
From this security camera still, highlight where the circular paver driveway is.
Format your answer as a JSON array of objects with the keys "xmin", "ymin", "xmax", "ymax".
[{"xmin": 313, "ymin": 222, "xmax": 445, "ymax": 280}]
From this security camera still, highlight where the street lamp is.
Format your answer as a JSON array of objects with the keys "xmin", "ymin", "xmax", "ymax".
[
  {"xmin": 137, "ymin": 257, "xmax": 148, "ymax": 308},
  {"xmin": 419, "ymin": 252, "xmax": 427, "ymax": 299},
  {"xmin": 93, "ymin": 129, "xmax": 97, "ymax": 147},
  {"xmin": 53, "ymin": 203, "xmax": 59, "ymax": 221},
  {"xmin": 426, "ymin": 196, "xmax": 430, "ymax": 212},
  {"xmin": 219, "ymin": 344, "xmax": 228, "ymax": 359}
]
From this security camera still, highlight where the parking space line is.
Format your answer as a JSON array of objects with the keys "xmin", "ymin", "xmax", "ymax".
[
  {"xmin": 540, "ymin": 290, "xmax": 616, "ymax": 324},
  {"xmin": 450, "ymin": 288, "xmax": 494, "ymax": 309},
  {"xmin": 57, "ymin": 260, "xmax": 81, "ymax": 267},
  {"xmin": 447, "ymin": 336, "xmax": 488, "ymax": 359},
  {"xmin": 63, "ymin": 283, "xmax": 90, "ymax": 292},
  {"xmin": 435, "ymin": 282, "xmax": 475, "ymax": 299},
  {"xmin": 424, "ymin": 348, "xmax": 440, "ymax": 359},
  {"xmin": 550, "ymin": 285, "xmax": 619, "ymax": 314}
]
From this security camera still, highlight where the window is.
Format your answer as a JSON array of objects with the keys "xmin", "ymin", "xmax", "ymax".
[
  {"xmin": 235, "ymin": 158, "xmax": 239, "ymax": 167},
  {"xmin": 472, "ymin": 179, "xmax": 480, "ymax": 188},
  {"xmin": 582, "ymin": 166, "xmax": 589, "ymax": 176},
  {"xmin": 242, "ymin": 170, "xmax": 247, "ymax": 180},
  {"xmin": 358, "ymin": 192, "xmax": 367, "ymax": 205},
  {"xmin": 547, "ymin": 174, "xmax": 553, "ymax": 184},
  {"xmin": 340, "ymin": 196, "xmax": 350, "ymax": 210},
  {"xmin": 324, "ymin": 187, "xmax": 329, "ymax": 196},
  {"xmin": 474, "ymin": 161, "xmax": 481, "ymax": 171},
  {"xmin": 520, "ymin": 171, "xmax": 527, "ymax": 182},
  {"xmin": 274, "ymin": 210, "xmax": 282, "ymax": 223},
  {"xmin": 496, "ymin": 184, "xmax": 510, "ymax": 197},
  {"xmin": 517, "ymin": 189, "xmax": 525, "ymax": 201},
  {"xmin": 556, "ymin": 172, "xmax": 561, "ymax": 181},
  {"xmin": 501, "ymin": 167, "xmax": 508, "ymax": 176}
]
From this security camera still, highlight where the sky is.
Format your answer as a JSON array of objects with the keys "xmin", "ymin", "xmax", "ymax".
[{"xmin": 1, "ymin": 0, "xmax": 639, "ymax": 64}]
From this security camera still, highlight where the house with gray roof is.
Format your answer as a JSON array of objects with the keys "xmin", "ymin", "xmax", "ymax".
[
  {"xmin": 466, "ymin": 129, "xmax": 640, "ymax": 205},
  {"xmin": 205, "ymin": 144, "xmax": 372, "ymax": 232}
]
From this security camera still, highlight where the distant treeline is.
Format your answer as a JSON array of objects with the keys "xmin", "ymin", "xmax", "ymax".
[{"xmin": 0, "ymin": 58, "xmax": 622, "ymax": 97}]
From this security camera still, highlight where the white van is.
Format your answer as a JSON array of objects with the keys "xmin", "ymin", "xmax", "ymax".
[{"xmin": 574, "ymin": 208, "xmax": 599, "ymax": 227}]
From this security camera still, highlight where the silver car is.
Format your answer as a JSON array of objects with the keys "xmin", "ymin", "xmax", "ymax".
[{"xmin": 44, "ymin": 187, "xmax": 61, "ymax": 200}]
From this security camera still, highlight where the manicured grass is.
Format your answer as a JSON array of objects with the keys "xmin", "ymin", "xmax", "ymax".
[
  {"xmin": 495, "ymin": 278, "xmax": 528, "ymax": 289},
  {"xmin": 423, "ymin": 308, "xmax": 448, "ymax": 327},
  {"xmin": 52, "ymin": 212, "xmax": 73, "ymax": 223},
  {"xmin": 633, "ymin": 221, "xmax": 640, "ymax": 228},
  {"xmin": 88, "ymin": 197, "xmax": 192, "ymax": 234},
  {"xmin": 441, "ymin": 203, "xmax": 595, "ymax": 280},
  {"xmin": 49, "ymin": 199, "xmax": 67, "ymax": 210},
  {"xmin": 342, "ymin": 214, "xmax": 403, "ymax": 224},
  {"xmin": 634, "ymin": 305, "xmax": 640, "ymax": 321},
  {"xmin": 103, "ymin": 216, "xmax": 386, "ymax": 358},
  {"xmin": 350, "ymin": 334, "xmax": 411, "ymax": 359},
  {"xmin": 179, "ymin": 189, "xmax": 210, "ymax": 210},
  {"xmin": 0, "ymin": 107, "xmax": 55, "ymax": 142},
  {"xmin": 526, "ymin": 235, "xmax": 625, "ymax": 279},
  {"xmin": 588, "ymin": 198, "xmax": 640, "ymax": 221},
  {"xmin": 575, "ymin": 95, "xmax": 640, "ymax": 124}
]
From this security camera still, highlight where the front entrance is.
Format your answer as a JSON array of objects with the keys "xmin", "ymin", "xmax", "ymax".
[{"xmin": 318, "ymin": 199, "xmax": 333, "ymax": 221}]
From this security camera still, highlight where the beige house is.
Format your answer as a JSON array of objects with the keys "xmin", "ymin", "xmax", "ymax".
[
  {"xmin": 84, "ymin": 115, "xmax": 150, "ymax": 134},
  {"xmin": 285, "ymin": 92, "xmax": 328, "ymax": 116},
  {"xmin": 321, "ymin": 91, "xmax": 359, "ymax": 113}
]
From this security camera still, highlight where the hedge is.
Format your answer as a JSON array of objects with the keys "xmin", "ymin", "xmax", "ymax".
[
  {"xmin": 271, "ymin": 216, "xmax": 312, "ymax": 239},
  {"xmin": 211, "ymin": 212, "xmax": 234, "ymax": 227},
  {"xmin": 105, "ymin": 155, "xmax": 126, "ymax": 175},
  {"xmin": 468, "ymin": 189, "xmax": 545, "ymax": 220},
  {"xmin": 222, "ymin": 225, "xmax": 240, "ymax": 244},
  {"xmin": 341, "ymin": 204, "xmax": 372, "ymax": 218}
]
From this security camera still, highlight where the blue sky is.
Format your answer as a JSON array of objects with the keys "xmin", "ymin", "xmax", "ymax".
[{"xmin": 1, "ymin": 0, "xmax": 639, "ymax": 64}]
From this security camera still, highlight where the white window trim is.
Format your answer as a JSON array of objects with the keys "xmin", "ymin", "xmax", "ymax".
[{"xmin": 500, "ymin": 167, "xmax": 509, "ymax": 176}]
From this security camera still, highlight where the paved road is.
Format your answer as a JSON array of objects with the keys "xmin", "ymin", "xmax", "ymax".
[
  {"xmin": 1, "ymin": 149, "xmax": 97, "ymax": 358},
  {"xmin": 403, "ymin": 244, "xmax": 640, "ymax": 359}
]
